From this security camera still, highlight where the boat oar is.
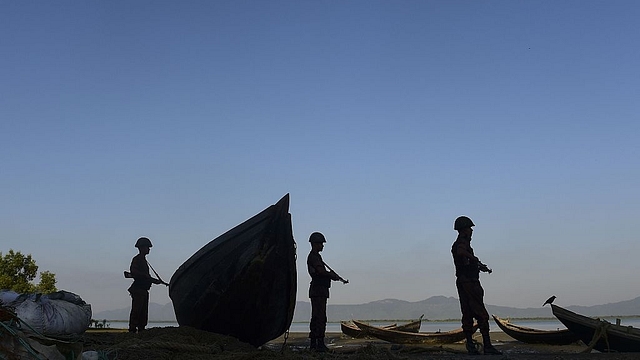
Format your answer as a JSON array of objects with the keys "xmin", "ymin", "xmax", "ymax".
[
  {"xmin": 323, "ymin": 261, "xmax": 349, "ymax": 284},
  {"xmin": 147, "ymin": 261, "xmax": 170, "ymax": 286}
]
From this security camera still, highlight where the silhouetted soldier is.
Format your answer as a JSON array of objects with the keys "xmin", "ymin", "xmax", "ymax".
[
  {"xmin": 307, "ymin": 232, "xmax": 342, "ymax": 352},
  {"xmin": 451, "ymin": 216, "xmax": 501, "ymax": 355},
  {"xmin": 128, "ymin": 237, "xmax": 163, "ymax": 333}
]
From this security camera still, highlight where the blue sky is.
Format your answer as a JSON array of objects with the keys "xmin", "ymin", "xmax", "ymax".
[{"xmin": 1, "ymin": 1, "xmax": 639, "ymax": 315}]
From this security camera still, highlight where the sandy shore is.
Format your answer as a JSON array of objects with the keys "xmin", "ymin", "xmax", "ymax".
[{"xmin": 80, "ymin": 327, "xmax": 640, "ymax": 360}]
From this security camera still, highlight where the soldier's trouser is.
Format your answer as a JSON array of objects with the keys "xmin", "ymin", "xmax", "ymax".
[
  {"xmin": 456, "ymin": 279, "xmax": 490, "ymax": 336},
  {"xmin": 309, "ymin": 297, "xmax": 328, "ymax": 339},
  {"xmin": 128, "ymin": 286, "xmax": 149, "ymax": 332}
]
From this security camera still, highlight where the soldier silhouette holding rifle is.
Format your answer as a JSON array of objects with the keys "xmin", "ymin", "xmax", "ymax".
[
  {"xmin": 126, "ymin": 237, "xmax": 167, "ymax": 333},
  {"xmin": 451, "ymin": 216, "xmax": 501, "ymax": 355},
  {"xmin": 307, "ymin": 232, "xmax": 348, "ymax": 352}
]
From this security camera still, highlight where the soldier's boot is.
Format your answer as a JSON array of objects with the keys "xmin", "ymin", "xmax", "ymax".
[
  {"xmin": 316, "ymin": 338, "xmax": 329, "ymax": 352},
  {"xmin": 483, "ymin": 343, "xmax": 502, "ymax": 355},
  {"xmin": 466, "ymin": 341, "xmax": 481, "ymax": 355},
  {"xmin": 482, "ymin": 333, "xmax": 502, "ymax": 355},
  {"xmin": 465, "ymin": 332, "xmax": 480, "ymax": 355},
  {"xmin": 309, "ymin": 338, "xmax": 317, "ymax": 350}
]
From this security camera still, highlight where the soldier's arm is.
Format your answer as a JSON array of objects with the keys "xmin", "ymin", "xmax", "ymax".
[
  {"xmin": 454, "ymin": 244, "xmax": 479, "ymax": 263},
  {"xmin": 311, "ymin": 263, "xmax": 329, "ymax": 276},
  {"xmin": 130, "ymin": 258, "xmax": 154, "ymax": 280}
]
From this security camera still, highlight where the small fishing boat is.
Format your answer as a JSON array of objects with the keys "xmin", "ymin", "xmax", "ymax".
[
  {"xmin": 169, "ymin": 194, "xmax": 297, "ymax": 347},
  {"xmin": 341, "ymin": 316, "xmax": 423, "ymax": 338},
  {"xmin": 341, "ymin": 320, "xmax": 395, "ymax": 338},
  {"xmin": 552, "ymin": 304, "xmax": 640, "ymax": 352},
  {"xmin": 492, "ymin": 315, "xmax": 579, "ymax": 345},
  {"xmin": 352, "ymin": 319, "xmax": 475, "ymax": 344}
]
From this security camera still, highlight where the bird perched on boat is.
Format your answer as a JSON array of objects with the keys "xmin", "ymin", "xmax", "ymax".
[{"xmin": 542, "ymin": 296, "xmax": 556, "ymax": 307}]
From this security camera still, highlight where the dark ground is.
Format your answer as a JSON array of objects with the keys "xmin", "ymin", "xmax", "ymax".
[{"xmin": 79, "ymin": 327, "xmax": 640, "ymax": 360}]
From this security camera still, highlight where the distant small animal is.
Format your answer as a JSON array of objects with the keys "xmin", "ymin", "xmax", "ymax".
[{"xmin": 543, "ymin": 295, "xmax": 556, "ymax": 307}]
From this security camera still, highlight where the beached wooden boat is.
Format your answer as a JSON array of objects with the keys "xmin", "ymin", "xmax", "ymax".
[
  {"xmin": 341, "ymin": 320, "xmax": 395, "ymax": 338},
  {"xmin": 352, "ymin": 319, "xmax": 475, "ymax": 344},
  {"xmin": 492, "ymin": 315, "xmax": 579, "ymax": 345},
  {"xmin": 552, "ymin": 304, "xmax": 640, "ymax": 352},
  {"xmin": 341, "ymin": 316, "xmax": 422, "ymax": 338},
  {"xmin": 169, "ymin": 194, "xmax": 297, "ymax": 347}
]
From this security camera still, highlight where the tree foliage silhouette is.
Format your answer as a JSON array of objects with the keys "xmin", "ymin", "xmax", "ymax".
[{"xmin": 0, "ymin": 250, "xmax": 57, "ymax": 293}]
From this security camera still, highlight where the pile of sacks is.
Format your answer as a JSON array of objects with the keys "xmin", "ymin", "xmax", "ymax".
[{"xmin": 0, "ymin": 290, "xmax": 92, "ymax": 359}]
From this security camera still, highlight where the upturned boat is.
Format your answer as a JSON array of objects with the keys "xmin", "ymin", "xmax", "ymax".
[{"xmin": 169, "ymin": 194, "xmax": 297, "ymax": 347}]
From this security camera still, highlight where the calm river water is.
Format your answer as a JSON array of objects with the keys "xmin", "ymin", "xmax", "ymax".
[{"xmin": 103, "ymin": 317, "xmax": 640, "ymax": 333}]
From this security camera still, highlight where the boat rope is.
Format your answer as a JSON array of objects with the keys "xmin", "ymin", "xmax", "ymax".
[
  {"xmin": 280, "ymin": 329, "xmax": 290, "ymax": 353},
  {"xmin": 581, "ymin": 319, "xmax": 611, "ymax": 353},
  {"xmin": 0, "ymin": 321, "xmax": 43, "ymax": 360}
]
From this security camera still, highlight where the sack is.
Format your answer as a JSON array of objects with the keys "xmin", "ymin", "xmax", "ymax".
[
  {"xmin": 2, "ymin": 290, "xmax": 92, "ymax": 340},
  {"xmin": 0, "ymin": 290, "xmax": 20, "ymax": 304}
]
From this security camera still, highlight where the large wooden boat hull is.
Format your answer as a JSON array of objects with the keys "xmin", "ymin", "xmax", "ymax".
[
  {"xmin": 341, "ymin": 316, "xmax": 422, "ymax": 338},
  {"xmin": 492, "ymin": 315, "xmax": 579, "ymax": 345},
  {"xmin": 353, "ymin": 319, "xmax": 475, "ymax": 344},
  {"xmin": 169, "ymin": 194, "xmax": 297, "ymax": 347},
  {"xmin": 551, "ymin": 304, "xmax": 640, "ymax": 352}
]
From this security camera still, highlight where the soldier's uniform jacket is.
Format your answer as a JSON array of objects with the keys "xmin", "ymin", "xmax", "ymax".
[
  {"xmin": 451, "ymin": 236, "xmax": 480, "ymax": 281},
  {"xmin": 307, "ymin": 250, "xmax": 332, "ymax": 298},
  {"xmin": 130, "ymin": 254, "xmax": 152, "ymax": 290}
]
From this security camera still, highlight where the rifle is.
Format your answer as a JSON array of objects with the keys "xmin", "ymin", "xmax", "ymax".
[
  {"xmin": 322, "ymin": 261, "xmax": 349, "ymax": 284},
  {"xmin": 124, "ymin": 260, "xmax": 169, "ymax": 286},
  {"xmin": 479, "ymin": 262, "xmax": 493, "ymax": 274},
  {"xmin": 147, "ymin": 261, "xmax": 170, "ymax": 286}
]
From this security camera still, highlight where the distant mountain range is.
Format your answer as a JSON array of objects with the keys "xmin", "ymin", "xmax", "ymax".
[{"xmin": 92, "ymin": 295, "xmax": 640, "ymax": 322}]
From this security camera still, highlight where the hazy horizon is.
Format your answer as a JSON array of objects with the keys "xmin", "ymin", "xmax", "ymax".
[
  {"xmin": 95, "ymin": 294, "xmax": 640, "ymax": 314},
  {"xmin": 90, "ymin": 294, "xmax": 640, "ymax": 326},
  {"xmin": 2, "ymin": 1, "xmax": 639, "ymax": 315}
]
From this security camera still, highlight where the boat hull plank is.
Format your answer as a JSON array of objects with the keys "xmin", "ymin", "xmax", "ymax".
[
  {"xmin": 492, "ymin": 315, "xmax": 579, "ymax": 345},
  {"xmin": 341, "ymin": 318, "xmax": 421, "ymax": 338},
  {"xmin": 353, "ymin": 320, "xmax": 474, "ymax": 344},
  {"xmin": 552, "ymin": 304, "xmax": 640, "ymax": 352}
]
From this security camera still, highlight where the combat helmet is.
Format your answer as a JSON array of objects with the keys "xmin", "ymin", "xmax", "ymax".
[
  {"xmin": 135, "ymin": 237, "xmax": 153, "ymax": 248},
  {"xmin": 309, "ymin": 232, "xmax": 326, "ymax": 243},
  {"xmin": 454, "ymin": 216, "xmax": 475, "ymax": 231}
]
